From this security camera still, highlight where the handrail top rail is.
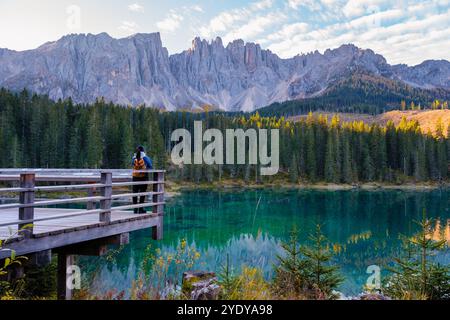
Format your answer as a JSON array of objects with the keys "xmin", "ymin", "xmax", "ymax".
[
  {"xmin": 0, "ymin": 169, "xmax": 166, "ymax": 183},
  {"xmin": 0, "ymin": 180, "xmax": 164, "ymax": 194},
  {"xmin": 0, "ymin": 168, "xmax": 166, "ymax": 174}
]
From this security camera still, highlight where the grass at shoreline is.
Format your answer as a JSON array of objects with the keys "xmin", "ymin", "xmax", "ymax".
[
  {"xmin": 165, "ymin": 179, "xmax": 450, "ymax": 193},
  {"xmin": 0, "ymin": 179, "xmax": 448, "ymax": 201}
]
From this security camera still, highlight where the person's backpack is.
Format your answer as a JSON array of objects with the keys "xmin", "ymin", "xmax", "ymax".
[{"xmin": 133, "ymin": 158, "xmax": 147, "ymax": 178}]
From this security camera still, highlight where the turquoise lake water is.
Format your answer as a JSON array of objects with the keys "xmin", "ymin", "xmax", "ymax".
[{"xmin": 80, "ymin": 189, "xmax": 450, "ymax": 297}]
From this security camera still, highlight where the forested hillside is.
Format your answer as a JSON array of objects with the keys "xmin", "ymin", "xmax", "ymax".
[
  {"xmin": 0, "ymin": 88, "xmax": 449, "ymax": 184},
  {"xmin": 290, "ymin": 110, "xmax": 450, "ymax": 138},
  {"xmin": 258, "ymin": 73, "xmax": 450, "ymax": 117}
]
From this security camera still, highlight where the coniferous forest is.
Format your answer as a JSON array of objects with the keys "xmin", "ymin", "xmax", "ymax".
[{"xmin": 0, "ymin": 88, "xmax": 449, "ymax": 184}]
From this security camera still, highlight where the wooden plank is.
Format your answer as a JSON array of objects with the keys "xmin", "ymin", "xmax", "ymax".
[
  {"xmin": 0, "ymin": 196, "xmax": 104, "ymax": 210},
  {"xmin": 0, "ymin": 208, "xmax": 149, "ymax": 239},
  {"xmin": 0, "ymin": 215, "xmax": 162, "ymax": 259},
  {"xmin": 111, "ymin": 191, "xmax": 163, "ymax": 199},
  {"xmin": 112, "ymin": 181, "xmax": 162, "ymax": 187}
]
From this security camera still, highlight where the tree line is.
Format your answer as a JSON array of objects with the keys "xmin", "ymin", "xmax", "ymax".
[{"xmin": 0, "ymin": 88, "xmax": 448, "ymax": 184}]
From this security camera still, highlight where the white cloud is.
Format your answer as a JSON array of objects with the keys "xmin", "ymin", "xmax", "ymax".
[
  {"xmin": 342, "ymin": 0, "xmax": 387, "ymax": 18},
  {"xmin": 288, "ymin": 0, "xmax": 324, "ymax": 11},
  {"xmin": 191, "ymin": 0, "xmax": 449, "ymax": 65},
  {"xmin": 251, "ymin": 0, "xmax": 273, "ymax": 10},
  {"xmin": 198, "ymin": 0, "xmax": 281, "ymax": 41},
  {"xmin": 222, "ymin": 12, "xmax": 287, "ymax": 44},
  {"xmin": 348, "ymin": 8, "xmax": 403, "ymax": 29},
  {"xmin": 267, "ymin": 22, "xmax": 309, "ymax": 41},
  {"xmin": 118, "ymin": 21, "xmax": 138, "ymax": 33},
  {"xmin": 191, "ymin": 5, "xmax": 204, "ymax": 13},
  {"xmin": 288, "ymin": 0, "xmax": 306, "ymax": 9},
  {"xmin": 199, "ymin": 9, "xmax": 249, "ymax": 38},
  {"xmin": 156, "ymin": 11, "xmax": 184, "ymax": 33},
  {"xmin": 128, "ymin": 3, "xmax": 144, "ymax": 13},
  {"xmin": 264, "ymin": 5, "xmax": 450, "ymax": 65}
]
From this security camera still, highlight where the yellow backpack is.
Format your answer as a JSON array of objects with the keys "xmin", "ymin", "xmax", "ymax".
[{"xmin": 133, "ymin": 158, "xmax": 147, "ymax": 178}]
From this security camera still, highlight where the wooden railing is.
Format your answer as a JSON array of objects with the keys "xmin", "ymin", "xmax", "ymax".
[{"xmin": 0, "ymin": 169, "xmax": 165, "ymax": 238}]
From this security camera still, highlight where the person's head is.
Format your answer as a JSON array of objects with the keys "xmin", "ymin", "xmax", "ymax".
[{"xmin": 135, "ymin": 146, "xmax": 145, "ymax": 159}]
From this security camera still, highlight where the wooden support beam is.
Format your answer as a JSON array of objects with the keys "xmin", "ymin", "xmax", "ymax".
[
  {"xmin": 19, "ymin": 173, "xmax": 35, "ymax": 237},
  {"xmin": 57, "ymin": 253, "xmax": 74, "ymax": 300},
  {"xmin": 54, "ymin": 233, "xmax": 130, "ymax": 256},
  {"xmin": 56, "ymin": 244, "xmax": 108, "ymax": 257},
  {"xmin": 152, "ymin": 216, "xmax": 163, "ymax": 240},
  {"xmin": 29, "ymin": 250, "xmax": 52, "ymax": 267},
  {"xmin": 104, "ymin": 233, "xmax": 130, "ymax": 246}
]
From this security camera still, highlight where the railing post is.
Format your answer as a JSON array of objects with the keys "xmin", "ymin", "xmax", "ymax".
[
  {"xmin": 152, "ymin": 171, "xmax": 164, "ymax": 240},
  {"xmin": 19, "ymin": 172, "xmax": 35, "ymax": 238},
  {"xmin": 86, "ymin": 183, "xmax": 96, "ymax": 210},
  {"xmin": 152, "ymin": 171, "xmax": 165, "ymax": 215},
  {"xmin": 99, "ymin": 171, "xmax": 112, "ymax": 223}
]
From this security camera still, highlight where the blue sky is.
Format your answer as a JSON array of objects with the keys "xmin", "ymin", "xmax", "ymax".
[{"xmin": 0, "ymin": 0, "xmax": 449, "ymax": 65}]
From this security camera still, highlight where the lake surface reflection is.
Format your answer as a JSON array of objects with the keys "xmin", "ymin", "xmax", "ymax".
[{"xmin": 80, "ymin": 188, "xmax": 450, "ymax": 297}]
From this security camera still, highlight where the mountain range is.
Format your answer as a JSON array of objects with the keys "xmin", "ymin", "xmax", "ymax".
[{"xmin": 0, "ymin": 32, "xmax": 449, "ymax": 112}]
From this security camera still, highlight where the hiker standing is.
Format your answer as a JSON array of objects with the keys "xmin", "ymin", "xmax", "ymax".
[{"xmin": 132, "ymin": 146, "xmax": 153, "ymax": 214}]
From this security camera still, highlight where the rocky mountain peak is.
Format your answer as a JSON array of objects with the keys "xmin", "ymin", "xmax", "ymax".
[{"xmin": 0, "ymin": 33, "xmax": 448, "ymax": 111}]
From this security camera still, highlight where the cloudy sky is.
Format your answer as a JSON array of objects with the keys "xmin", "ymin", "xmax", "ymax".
[{"xmin": 0, "ymin": 0, "xmax": 449, "ymax": 65}]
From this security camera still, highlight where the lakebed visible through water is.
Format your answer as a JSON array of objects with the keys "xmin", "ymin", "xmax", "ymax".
[{"xmin": 80, "ymin": 188, "xmax": 450, "ymax": 298}]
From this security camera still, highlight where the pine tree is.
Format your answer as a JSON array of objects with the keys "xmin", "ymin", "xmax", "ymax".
[
  {"xmin": 341, "ymin": 130, "xmax": 353, "ymax": 183},
  {"xmin": 324, "ymin": 130, "xmax": 336, "ymax": 182},
  {"xmin": 273, "ymin": 227, "xmax": 309, "ymax": 298},
  {"xmin": 300, "ymin": 224, "xmax": 343, "ymax": 299},
  {"xmin": 305, "ymin": 124, "xmax": 317, "ymax": 181},
  {"xmin": 118, "ymin": 112, "xmax": 133, "ymax": 168},
  {"xmin": 383, "ymin": 210, "xmax": 450, "ymax": 300},
  {"xmin": 85, "ymin": 108, "xmax": 103, "ymax": 168},
  {"xmin": 290, "ymin": 155, "xmax": 299, "ymax": 183},
  {"xmin": 361, "ymin": 135, "xmax": 374, "ymax": 181}
]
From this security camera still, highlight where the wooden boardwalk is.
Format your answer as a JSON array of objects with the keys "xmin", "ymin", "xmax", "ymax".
[
  {"xmin": 0, "ymin": 169, "xmax": 165, "ymax": 299},
  {"xmin": 0, "ymin": 208, "xmax": 163, "ymax": 260},
  {"xmin": 0, "ymin": 207, "xmax": 160, "ymax": 240}
]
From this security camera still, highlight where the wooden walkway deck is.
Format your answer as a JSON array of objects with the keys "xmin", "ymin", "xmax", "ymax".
[
  {"xmin": 0, "ymin": 208, "xmax": 163, "ymax": 260},
  {"xmin": 0, "ymin": 169, "xmax": 166, "ymax": 299},
  {"xmin": 0, "ymin": 208, "xmax": 158, "ymax": 240}
]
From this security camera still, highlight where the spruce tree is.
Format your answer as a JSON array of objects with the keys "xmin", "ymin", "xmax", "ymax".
[
  {"xmin": 273, "ymin": 227, "xmax": 309, "ymax": 298},
  {"xmin": 305, "ymin": 124, "xmax": 317, "ymax": 181},
  {"xmin": 383, "ymin": 210, "xmax": 450, "ymax": 300},
  {"xmin": 300, "ymin": 224, "xmax": 343, "ymax": 299}
]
